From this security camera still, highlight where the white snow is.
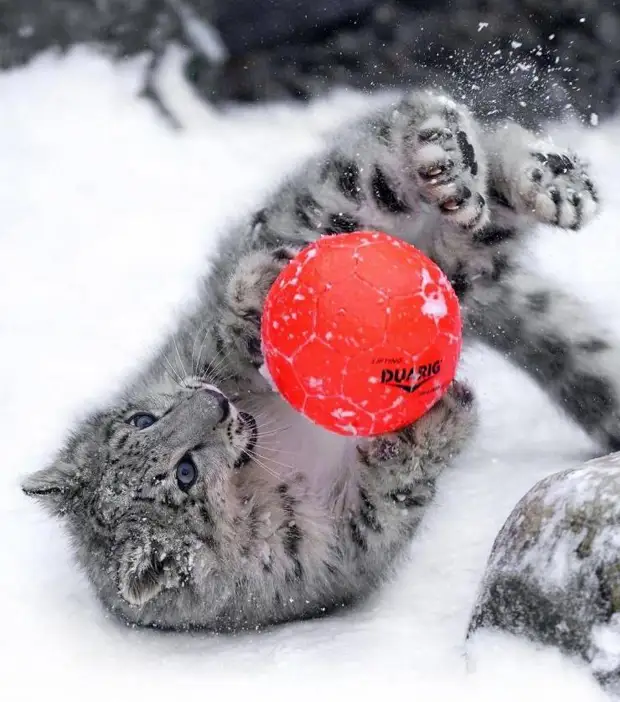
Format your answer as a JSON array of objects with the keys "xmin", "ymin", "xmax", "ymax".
[
  {"xmin": 592, "ymin": 615, "xmax": 620, "ymax": 675},
  {"xmin": 2, "ymin": 49, "xmax": 619, "ymax": 701},
  {"xmin": 419, "ymin": 266, "xmax": 449, "ymax": 319},
  {"xmin": 331, "ymin": 408, "xmax": 356, "ymax": 420},
  {"xmin": 421, "ymin": 292, "xmax": 448, "ymax": 320}
]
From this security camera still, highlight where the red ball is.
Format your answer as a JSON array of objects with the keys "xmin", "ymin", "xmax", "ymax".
[{"xmin": 261, "ymin": 231, "xmax": 462, "ymax": 436}]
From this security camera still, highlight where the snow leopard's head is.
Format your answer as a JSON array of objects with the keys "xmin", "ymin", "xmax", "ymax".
[{"xmin": 21, "ymin": 376, "xmax": 258, "ymax": 629}]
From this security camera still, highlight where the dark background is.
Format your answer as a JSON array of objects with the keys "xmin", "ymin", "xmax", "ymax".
[{"xmin": 1, "ymin": 0, "xmax": 619, "ymax": 126}]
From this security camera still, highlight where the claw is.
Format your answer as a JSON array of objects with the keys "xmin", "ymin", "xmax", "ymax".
[
  {"xmin": 440, "ymin": 186, "xmax": 472, "ymax": 212},
  {"xmin": 548, "ymin": 186, "xmax": 561, "ymax": 205},
  {"xmin": 441, "ymin": 198, "xmax": 461, "ymax": 211},
  {"xmin": 419, "ymin": 127, "xmax": 451, "ymax": 142},
  {"xmin": 426, "ymin": 165, "xmax": 444, "ymax": 177},
  {"xmin": 420, "ymin": 163, "xmax": 449, "ymax": 181}
]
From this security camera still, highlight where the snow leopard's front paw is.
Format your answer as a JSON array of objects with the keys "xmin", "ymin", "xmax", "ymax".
[
  {"xmin": 220, "ymin": 246, "xmax": 300, "ymax": 368},
  {"xmin": 516, "ymin": 150, "xmax": 600, "ymax": 230},
  {"xmin": 357, "ymin": 380, "xmax": 478, "ymax": 476},
  {"xmin": 404, "ymin": 95, "xmax": 489, "ymax": 232}
]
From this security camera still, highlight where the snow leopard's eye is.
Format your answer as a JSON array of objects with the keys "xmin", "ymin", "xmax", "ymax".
[
  {"xmin": 128, "ymin": 413, "xmax": 157, "ymax": 430},
  {"xmin": 176, "ymin": 457, "xmax": 198, "ymax": 491}
]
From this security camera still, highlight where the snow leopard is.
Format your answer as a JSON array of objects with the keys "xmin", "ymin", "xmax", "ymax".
[{"xmin": 23, "ymin": 90, "xmax": 610, "ymax": 632}]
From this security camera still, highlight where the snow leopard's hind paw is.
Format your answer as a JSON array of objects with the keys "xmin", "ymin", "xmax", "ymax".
[
  {"xmin": 403, "ymin": 93, "xmax": 489, "ymax": 232},
  {"xmin": 516, "ymin": 150, "xmax": 600, "ymax": 230}
]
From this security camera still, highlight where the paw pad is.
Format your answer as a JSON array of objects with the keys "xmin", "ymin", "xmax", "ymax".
[{"xmin": 519, "ymin": 150, "xmax": 599, "ymax": 230}]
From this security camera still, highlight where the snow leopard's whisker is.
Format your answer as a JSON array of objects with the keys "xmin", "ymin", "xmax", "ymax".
[
  {"xmin": 190, "ymin": 323, "xmax": 207, "ymax": 377},
  {"xmin": 160, "ymin": 357, "xmax": 186, "ymax": 388},
  {"xmin": 201, "ymin": 347, "xmax": 235, "ymax": 384},
  {"xmin": 245, "ymin": 443, "xmax": 293, "ymax": 464},
  {"xmin": 254, "ymin": 443, "xmax": 300, "ymax": 456},
  {"xmin": 251, "ymin": 409, "xmax": 286, "ymax": 424},
  {"xmin": 193, "ymin": 326, "xmax": 210, "ymax": 378},
  {"xmin": 171, "ymin": 334, "xmax": 188, "ymax": 381},
  {"xmin": 197, "ymin": 361, "xmax": 233, "ymax": 388},
  {"xmin": 252, "ymin": 417, "xmax": 294, "ymax": 437},
  {"xmin": 243, "ymin": 407, "xmax": 275, "ymax": 423},
  {"xmin": 253, "ymin": 413, "xmax": 290, "ymax": 429},
  {"xmin": 204, "ymin": 370, "xmax": 237, "ymax": 388},
  {"xmin": 243, "ymin": 450, "xmax": 282, "ymax": 480},
  {"xmin": 248, "ymin": 450, "xmax": 295, "ymax": 472},
  {"xmin": 193, "ymin": 325, "xmax": 226, "ymax": 380},
  {"xmin": 254, "ymin": 425, "xmax": 292, "ymax": 439},
  {"xmin": 193, "ymin": 329, "xmax": 236, "ymax": 385},
  {"xmin": 236, "ymin": 401, "xmax": 269, "ymax": 418},
  {"xmin": 239, "ymin": 399, "xmax": 282, "ymax": 418}
]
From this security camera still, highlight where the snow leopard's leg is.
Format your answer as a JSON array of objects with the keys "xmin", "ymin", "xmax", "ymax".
[
  {"xmin": 463, "ymin": 124, "xmax": 616, "ymax": 450},
  {"xmin": 216, "ymin": 245, "xmax": 302, "ymax": 370},
  {"xmin": 467, "ymin": 264, "xmax": 620, "ymax": 452},
  {"xmin": 253, "ymin": 89, "xmax": 490, "ymax": 251},
  {"xmin": 341, "ymin": 381, "xmax": 477, "ymax": 578}
]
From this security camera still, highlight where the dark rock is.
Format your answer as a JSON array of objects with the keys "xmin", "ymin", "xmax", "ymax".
[{"xmin": 469, "ymin": 451, "xmax": 620, "ymax": 691}]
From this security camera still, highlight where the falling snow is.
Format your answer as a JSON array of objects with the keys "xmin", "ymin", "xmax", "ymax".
[{"xmin": 2, "ymin": 49, "xmax": 618, "ymax": 702}]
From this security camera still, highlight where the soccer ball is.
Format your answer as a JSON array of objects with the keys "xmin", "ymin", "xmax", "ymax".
[{"xmin": 261, "ymin": 231, "xmax": 462, "ymax": 436}]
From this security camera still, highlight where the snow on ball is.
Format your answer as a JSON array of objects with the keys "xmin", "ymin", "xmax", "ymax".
[{"xmin": 261, "ymin": 231, "xmax": 462, "ymax": 436}]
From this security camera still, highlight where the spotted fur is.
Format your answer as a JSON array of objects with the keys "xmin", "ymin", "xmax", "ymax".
[{"xmin": 23, "ymin": 90, "xmax": 616, "ymax": 632}]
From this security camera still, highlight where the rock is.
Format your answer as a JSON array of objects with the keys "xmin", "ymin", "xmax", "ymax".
[{"xmin": 469, "ymin": 452, "xmax": 620, "ymax": 690}]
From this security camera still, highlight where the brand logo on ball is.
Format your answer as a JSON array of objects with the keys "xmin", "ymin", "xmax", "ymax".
[{"xmin": 379, "ymin": 360, "xmax": 442, "ymax": 394}]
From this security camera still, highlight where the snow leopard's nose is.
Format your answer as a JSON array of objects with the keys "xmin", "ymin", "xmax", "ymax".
[
  {"xmin": 175, "ymin": 387, "xmax": 230, "ymax": 433},
  {"xmin": 164, "ymin": 386, "xmax": 232, "ymax": 452},
  {"xmin": 201, "ymin": 387, "xmax": 230, "ymax": 423}
]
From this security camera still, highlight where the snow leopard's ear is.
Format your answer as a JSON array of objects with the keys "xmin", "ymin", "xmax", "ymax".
[
  {"xmin": 118, "ymin": 543, "xmax": 169, "ymax": 607},
  {"xmin": 21, "ymin": 462, "xmax": 78, "ymax": 514}
]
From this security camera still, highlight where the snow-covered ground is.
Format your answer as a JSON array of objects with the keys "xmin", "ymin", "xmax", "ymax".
[{"xmin": 2, "ymin": 49, "xmax": 620, "ymax": 701}]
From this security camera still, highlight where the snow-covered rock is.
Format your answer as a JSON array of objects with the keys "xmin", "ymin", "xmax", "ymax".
[{"xmin": 469, "ymin": 452, "xmax": 620, "ymax": 690}]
